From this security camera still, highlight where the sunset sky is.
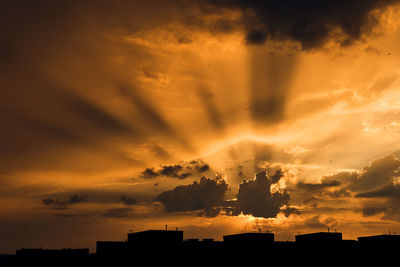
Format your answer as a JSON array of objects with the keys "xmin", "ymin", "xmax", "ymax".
[{"xmin": 2, "ymin": 0, "xmax": 400, "ymax": 253}]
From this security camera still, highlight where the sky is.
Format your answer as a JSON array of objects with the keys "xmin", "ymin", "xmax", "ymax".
[{"xmin": 2, "ymin": 0, "xmax": 400, "ymax": 253}]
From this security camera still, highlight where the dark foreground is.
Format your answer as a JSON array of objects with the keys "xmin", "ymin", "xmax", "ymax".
[{"xmin": 3, "ymin": 230, "xmax": 400, "ymax": 266}]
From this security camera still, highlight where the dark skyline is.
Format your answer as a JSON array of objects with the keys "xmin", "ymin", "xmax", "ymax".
[{"xmin": 9, "ymin": 228, "xmax": 400, "ymax": 266}]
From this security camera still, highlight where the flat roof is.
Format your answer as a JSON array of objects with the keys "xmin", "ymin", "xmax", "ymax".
[{"xmin": 358, "ymin": 234, "xmax": 400, "ymax": 241}]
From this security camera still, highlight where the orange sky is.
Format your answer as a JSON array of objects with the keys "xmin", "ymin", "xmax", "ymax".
[{"xmin": 2, "ymin": 0, "xmax": 400, "ymax": 253}]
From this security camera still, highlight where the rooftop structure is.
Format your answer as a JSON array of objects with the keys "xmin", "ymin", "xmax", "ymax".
[
  {"xmin": 295, "ymin": 232, "xmax": 342, "ymax": 243},
  {"xmin": 127, "ymin": 230, "xmax": 183, "ymax": 244},
  {"xmin": 223, "ymin": 232, "xmax": 274, "ymax": 244},
  {"xmin": 358, "ymin": 234, "xmax": 400, "ymax": 244}
]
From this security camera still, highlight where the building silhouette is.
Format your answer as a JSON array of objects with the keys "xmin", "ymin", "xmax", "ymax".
[
  {"xmin": 295, "ymin": 231, "xmax": 342, "ymax": 243},
  {"xmin": 223, "ymin": 232, "xmax": 275, "ymax": 244},
  {"xmin": 9, "ymin": 229, "xmax": 400, "ymax": 266}
]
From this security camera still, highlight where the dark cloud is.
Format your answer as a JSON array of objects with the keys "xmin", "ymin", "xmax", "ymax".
[
  {"xmin": 152, "ymin": 167, "xmax": 294, "ymax": 219},
  {"xmin": 297, "ymin": 179, "xmax": 341, "ymax": 192},
  {"xmin": 159, "ymin": 165, "xmax": 190, "ymax": 178},
  {"xmin": 295, "ymin": 155, "xmax": 400, "ymax": 221},
  {"xmin": 356, "ymin": 183, "xmax": 400, "ymax": 199},
  {"xmin": 300, "ymin": 155, "xmax": 400, "ymax": 198},
  {"xmin": 195, "ymin": 163, "xmax": 210, "ymax": 173},
  {"xmin": 304, "ymin": 215, "xmax": 337, "ymax": 229},
  {"xmin": 140, "ymin": 160, "xmax": 211, "ymax": 179},
  {"xmin": 356, "ymin": 183, "xmax": 400, "ymax": 220},
  {"xmin": 361, "ymin": 206, "xmax": 387, "ymax": 217},
  {"xmin": 350, "ymin": 155, "xmax": 400, "ymax": 192},
  {"xmin": 120, "ymin": 195, "xmax": 138, "ymax": 205},
  {"xmin": 42, "ymin": 195, "xmax": 87, "ymax": 209},
  {"xmin": 282, "ymin": 206, "xmax": 301, "ymax": 217},
  {"xmin": 196, "ymin": 207, "xmax": 223, "ymax": 218},
  {"xmin": 141, "ymin": 168, "xmax": 160, "ymax": 178},
  {"xmin": 227, "ymin": 170, "xmax": 293, "ymax": 218},
  {"xmin": 154, "ymin": 176, "xmax": 228, "ymax": 212},
  {"xmin": 270, "ymin": 169, "xmax": 284, "ymax": 183},
  {"xmin": 206, "ymin": 0, "xmax": 400, "ymax": 50}
]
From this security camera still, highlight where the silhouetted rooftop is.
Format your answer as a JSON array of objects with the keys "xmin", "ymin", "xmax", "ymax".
[
  {"xmin": 11, "ymin": 228, "xmax": 400, "ymax": 266},
  {"xmin": 358, "ymin": 234, "xmax": 400, "ymax": 242},
  {"xmin": 223, "ymin": 232, "xmax": 274, "ymax": 243},
  {"xmin": 128, "ymin": 229, "xmax": 183, "ymax": 244},
  {"xmin": 295, "ymin": 232, "xmax": 342, "ymax": 243}
]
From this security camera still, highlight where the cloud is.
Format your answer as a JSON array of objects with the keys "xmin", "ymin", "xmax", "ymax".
[
  {"xmin": 300, "ymin": 155, "xmax": 400, "ymax": 197},
  {"xmin": 227, "ymin": 170, "xmax": 293, "ymax": 218},
  {"xmin": 295, "ymin": 155, "xmax": 400, "ymax": 221},
  {"xmin": 206, "ymin": 0, "xmax": 400, "ymax": 50},
  {"xmin": 297, "ymin": 179, "xmax": 341, "ymax": 192},
  {"xmin": 154, "ymin": 176, "xmax": 228, "ymax": 212},
  {"xmin": 361, "ymin": 206, "xmax": 388, "ymax": 217},
  {"xmin": 140, "ymin": 160, "xmax": 211, "ymax": 179},
  {"xmin": 304, "ymin": 215, "xmax": 338, "ymax": 229},
  {"xmin": 356, "ymin": 183, "xmax": 400, "ymax": 199},
  {"xmin": 159, "ymin": 165, "xmax": 191, "ymax": 178},
  {"xmin": 120, "ymin": 195, "xmax": 138, "ymax": 205},
  {"xmin": 350, "ymin": 155, "xmax": 400, "ymax": 192},
  {"xmin": 356, "ymin": 183, "xmax": 400, "ymax": 220},
  {"xmin": 42, "ymin": 195, "xmax": 87, "ymax": 209},
  {"xmin": 196, "ymin": 207, "xmax": 223, "ymax": 218},
  {"xmin": 152, "ymin": 167, "xmax": 297, "ymax": 219},
  {"xmin": 141, "ymin": 168, "xmax": 160, "ymax": 178}
]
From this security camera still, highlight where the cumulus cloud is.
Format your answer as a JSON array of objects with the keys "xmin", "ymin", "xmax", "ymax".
[
  {"xmin": 140, "ymin": 160, "xmax": 211, "ymax": 179},
  {"xmin": 299, "ymin": 155, "xmax": 400, "ymax": 195},
  {"xmin": 154, "ymin": 169, "xmax": 296, "ymax": 218},
  {"xmin": 296, "ymin": 155, "xmax": 400, "ymax": 221},
  {"xmin": 350, "ymin": 155, "xmax": 400, "ymax": 192},
  {"xmin": 206, "ymin": 0, "xmax": 400, "ymax": 50},
  {"xmin": 316, "ymin": 155, "xmax": 400, "ymax": 196},
  {"xmin": 155, "ymin": 176, "xmax": 228, "ymax": 212},
  {"xmin": 42, "ymin": 195, "xmax": 87, "ymax": 209},
  {"xmin": 227, "ymin": 170, "xmax": 294, "ymax": 218}
]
